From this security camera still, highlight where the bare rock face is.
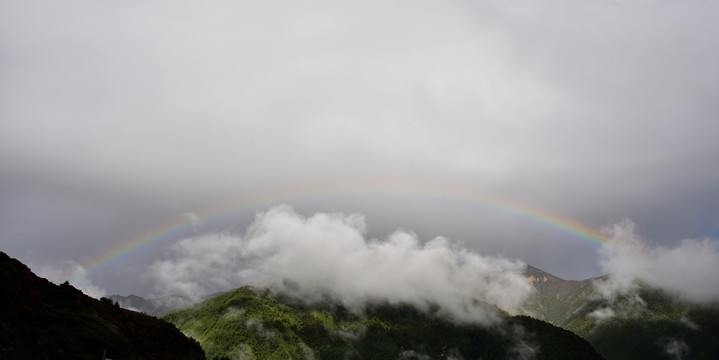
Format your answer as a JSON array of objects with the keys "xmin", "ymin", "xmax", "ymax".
[{"xmin": 0, "ymin": 252, "xmax": 206, "ymax": 360}]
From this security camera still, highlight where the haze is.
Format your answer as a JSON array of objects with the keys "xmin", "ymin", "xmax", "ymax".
[{"xmin": 1, "ymin": 0, "xmax": 718, "ymax": 298}]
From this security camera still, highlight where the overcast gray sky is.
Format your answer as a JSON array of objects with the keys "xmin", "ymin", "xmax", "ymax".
[{"xmin": 2, "ymin": 0, "xmax": 718, "ymax": 297}]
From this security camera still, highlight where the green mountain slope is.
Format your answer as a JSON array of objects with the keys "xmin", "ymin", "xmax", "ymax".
[
  {"xmin": 524, "ymin": 265, "xmax": 597, "ymax": 325},
  {"xmin": 163, "ymin": 286, "xmax": 604, "ymax": 360},
  {"xmin": 0, "ymin": 252, "xmax": 206, "ymax": 360},
  {"xmin": 562, "ymin": 287, "xmax": 719, "ymax": 360},
  {"xmin": 524, "ymin": 266, "xmax": 719, "ymax": 360}
]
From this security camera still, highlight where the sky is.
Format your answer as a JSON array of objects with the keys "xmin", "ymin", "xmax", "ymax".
[{"xmin": 1, "ymin": 0, "xmax": 718, "ymax": 299}]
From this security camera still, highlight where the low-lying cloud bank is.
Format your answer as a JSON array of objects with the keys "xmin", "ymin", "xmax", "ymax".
[
  {"xmin": 146, "ymin": 207, "xmax": 719, "ymax": 326},
  {"xmin": 148, "ymin": 205, "xmax": 533, "ymax": 324},
  {"xmin": 596, "ymin": 219, "xmax": 719, "ymax": 302}
]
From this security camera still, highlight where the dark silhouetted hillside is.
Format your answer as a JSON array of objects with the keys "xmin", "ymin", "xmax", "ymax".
[{"xmin": 0, "ymin": 252, "xmax": 206, "ymax": 360}]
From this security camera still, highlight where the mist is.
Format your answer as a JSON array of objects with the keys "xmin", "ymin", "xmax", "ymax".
[
  {"xmin": 2, "ymin": 0, "xmax": 719, "ymax": 306},
  {"xmin": 148, "ymin": 205, "xmax": 533, "ymax": 324},
  {"xmin": 663, "ymin": 338, "xmax": 689, "ymax": 360},
  {"xmin": 595, "ymin": 219, "xmax": 719, "ymax": 302},
  {"xmin": 32, "ymin": 211, "xmax": 719, "ymax": 320},
  {"xmin": 34, "ymin": 260, "xmax": 106, "ymax": 299}
]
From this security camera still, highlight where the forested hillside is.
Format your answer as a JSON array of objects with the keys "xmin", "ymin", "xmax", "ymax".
[
  {"xmin": 164, "ymin": 286, "xmax": 603, "ymax": 360},
  {"xmin": 562, "ymin": 288, "xmax": 719, "ymax": 360},
  {"xmin": 524, "ymin": 266, "xmax": 719, "ymax": 360}
]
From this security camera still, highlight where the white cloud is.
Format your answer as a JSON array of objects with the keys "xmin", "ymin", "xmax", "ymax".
[
  {"xmin": 588, "ymin": 307, "xmax": 615, "ymax": 322},
  {"xmin": 147, "ymin": 232, "xmax": 246, "ymax": 298},
  {"xmin": 148, "ymin": 205, "xmax": 533, "ymax": 324},
  {"xmin": 596, "ymin": 219, "xmax": 719, "ymax": 302},
  {"xmin": 588, "ymin": 293, "xmax": 647, "ymax": 322}
]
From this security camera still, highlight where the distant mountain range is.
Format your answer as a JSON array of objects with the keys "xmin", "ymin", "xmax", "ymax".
[
  {"xmin": 4, "ymin": 250, "xmax": 717, "ymax": 360},
  {"xmin": 153, "ymin": 265, "xmax": 718, "ymax": 360},
  {"xmin": 0, "ymin": 252, "xmax": 205, "ymax": 360}
]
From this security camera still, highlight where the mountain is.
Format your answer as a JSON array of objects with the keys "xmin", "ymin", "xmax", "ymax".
[
  {"xmin": 163, "ymin": 285, "xmax": 604, "ymax": 360},
  {"xmin": 523, "ymin": 265, "xmax": 599, "ymax": 325},
  {"xmin": 561, "ymin": 287, "xmax": 719, "ymax": 360},
  {"xmin": 524, "ymin": 266, "xmax": 719, "ymax": 360},
  {"xmin": 0, "ymin": 252, "xmax": 206, "ymax": 360},
  {"xmin": 11, "ymin": 246, "xmax": 713, "ymax": 360}
]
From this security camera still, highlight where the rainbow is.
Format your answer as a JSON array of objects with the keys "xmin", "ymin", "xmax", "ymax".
[{"xmin": 86, "ymin": 183, "xmax": 612, "ymax": 273}]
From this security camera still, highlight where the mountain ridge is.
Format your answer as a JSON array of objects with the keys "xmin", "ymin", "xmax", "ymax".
[
  {"xmin": 523, "ymin": 264, "xmax": 600, "ymax": 325},
  {"xmin": 163, "ymin": 284, "xmax": 605, "ymax": 360},
  {"xmin": 523, "ymin": 265, "xmax": 719, "ymax": 360},
  {"xmin": 90, "ymin": 263, "xmax": 719, "ymax": 360},
  {"xmin": 0, "ymin": 251, "xmax": 206, "ymax": 360}
]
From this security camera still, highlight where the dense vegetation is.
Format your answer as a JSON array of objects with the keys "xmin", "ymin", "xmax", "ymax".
[
  {"xmin": 164, "ymin": 286, "xmax": 603, "ymax": 360},
  {"xmin": 524, "ymin": 266, "xmax": 719, "ymax": 360},
  {"xmin": 562, "ymin": 288, "xmax": 719, "ymax": 360},
  {"xmin": 523, "ymin": 265, "xmax": 598, "ymax": 325},
  {"xmin": 0, "ymin": 252, "xmax": 206, "ymax": 360}
]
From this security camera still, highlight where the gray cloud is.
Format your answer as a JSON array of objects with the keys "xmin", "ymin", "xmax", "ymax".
[
  {"xmin": 148, "ymin": 205, "xmax": 533, "ymax": 324},
  {"xmin": 1, "ymin": 0, "xmax": 718, "ymax": 295},
  {"xmin": 33, "ymin": 260, "xmax": 106, "ymax": 299},
  {"xmin": 183, "ymin": 212, "xmax": 204, "ymax": 233}
]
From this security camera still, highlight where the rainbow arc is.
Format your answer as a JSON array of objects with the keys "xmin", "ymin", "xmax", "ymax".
[{"xmin": 87, "ymin": 183, "xmax": 612, "ymax": 273}]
